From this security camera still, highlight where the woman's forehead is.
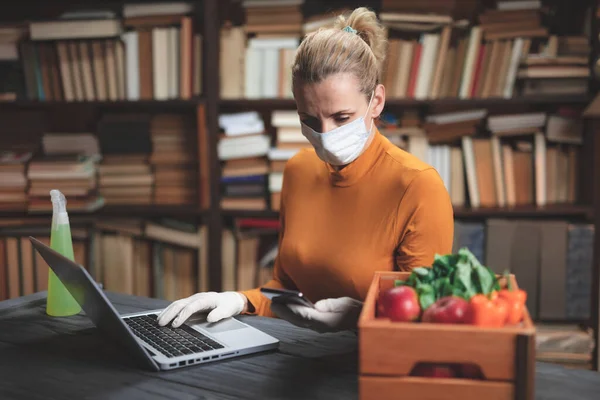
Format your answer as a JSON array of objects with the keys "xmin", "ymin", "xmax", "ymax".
[{"xmin": 295, "ymin": 73, "xmax": 364, "ymax": 113}]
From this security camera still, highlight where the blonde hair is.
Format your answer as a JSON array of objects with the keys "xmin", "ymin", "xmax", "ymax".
[{"xmin": 292, "ymin": 7, "xmax": 387, "ymax": 97}]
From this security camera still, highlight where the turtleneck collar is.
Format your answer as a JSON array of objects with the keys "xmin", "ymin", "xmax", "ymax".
[{"xmin": 325, "ymin": 128, "xmax": 387, "ymax": 187}]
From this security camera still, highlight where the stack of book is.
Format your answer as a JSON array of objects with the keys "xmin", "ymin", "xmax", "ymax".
[
  {"xmin": 0, "ymin": 151, "xmax": 31, "ymax": 211},
  {"xmin": 380, "ymin": 0, "xmax": 479, "ymax": 20},
  {"xmin": 41, "ymin": 132, "xmax": 100, "ymax": 159},
  {"xmin": 242, "ymin": 0, "xmax": 304, "ymax": 35},
  {"xmin": 218, "ymin": 112, "xmax": 270, "ymax": 210},
  {"xmin": 519, "ymin": 36, "xmax": 591, "ymax": 96},
  {"xmin": 478, "ymin": 2, "xmax": 547, "ymax": 40},
  {"xmin": 98, "ymin": 155, "xmax": 154, "ymax": 205},
  {"xmin": 380, "ymin": 0, "xmax": 589, "ymax": 99},
  {"xmin": 96, "ymin": 113, "xmax": 154, "ymax": 205},
  {"xmin": 29, "ymin": 132, "xmax": 103, "ymax": 207},
  {"xmin": 150, "ymin": 114, "xmax": 198, "ymax": 205},
  {"xmin": 268, "ymin": 110, "xmax": 309, "ymax": 210},
  {"xmin": 27, "ymin": 154, "xmax": 103, "ymax": 212}
]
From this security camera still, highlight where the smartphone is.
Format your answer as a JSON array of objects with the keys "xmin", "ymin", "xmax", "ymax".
[{"xmin": 260, "ymin": 287, "xmax": 315, "ymax": 308}]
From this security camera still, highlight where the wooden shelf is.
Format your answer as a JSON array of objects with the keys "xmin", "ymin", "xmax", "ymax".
[
  {"xmin": 99, "ymin": 205, "xmax": 207, "ymax": 217},
  {"xmin": 219, "ymin": 95, "xmax": 593, "ymax": 110},
  {"xmin": 385, "ymin": 95, "xmax": 594, "ymax": 107},
  {"xmin": 221, "ymin": 209, "xmax": 280, "ymax": 219},
  {"xmin": 220, "ymin": 205, "xmax": 593, "ymax": 221},
  {"xmin": 0, "ymin": 205, "xmax": 207, "ymax": 219},
  {"xmin": 219, "ymin": 98, "xmax": 297, "ymax": 109},
  {"xmin": 0, "ymin": 98, "xmax": 204, "ymax": 109},
  {"xmin": 453, "ymin": 205, "xmax": 594, "ymax": 219},
  {"xmin": 2, "ymin": 205, "xmax": 580, "ymax": 221}
]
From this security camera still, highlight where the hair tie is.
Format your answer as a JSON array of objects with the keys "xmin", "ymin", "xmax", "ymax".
[{"xmin": 343, "ymin": 25, "xmax": 357, "ymax": 35}]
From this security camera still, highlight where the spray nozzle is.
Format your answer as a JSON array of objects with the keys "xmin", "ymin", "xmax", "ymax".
[
  {"xmin": 50, "ymin": 189, "xmax": 67, "ymax": 213},
  {"xmin": 50, "ymin": 189, "xmax": 69, "ymax": 225}
]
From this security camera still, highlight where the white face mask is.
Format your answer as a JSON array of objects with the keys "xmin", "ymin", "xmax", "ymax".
[{"xmin": 300, "ymin": 92, "xmax": 375, "ymax": 166}]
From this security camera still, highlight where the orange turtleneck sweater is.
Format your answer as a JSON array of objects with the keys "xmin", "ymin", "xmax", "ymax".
[{"xmin": 240, "ymin": 129, "xmax": 454, "ymax": 317}]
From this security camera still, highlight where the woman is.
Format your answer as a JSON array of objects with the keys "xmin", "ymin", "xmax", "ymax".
[{"xmin": 158, "ymin": 7, "xmax": 454, "ymax": 333}]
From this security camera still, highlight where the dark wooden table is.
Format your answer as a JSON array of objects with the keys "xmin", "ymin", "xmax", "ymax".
[{"xmin": 0, "ymin": 292, "xmax": 599, "ymax": 400}]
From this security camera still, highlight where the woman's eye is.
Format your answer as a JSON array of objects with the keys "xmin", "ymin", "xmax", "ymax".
[{"xmin": 336, "ymin": 116, "xmax": 350, "ymax": 123}]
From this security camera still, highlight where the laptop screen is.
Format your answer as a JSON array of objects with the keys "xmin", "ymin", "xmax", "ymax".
[{"xmin": 29, "ymin": 236, "xmax": 159, "ymax": 371}]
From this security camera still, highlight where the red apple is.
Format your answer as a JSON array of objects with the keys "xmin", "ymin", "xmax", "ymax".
[
  {"xmin": 411, "ymin": 363, "xmax": 456, "ymax": 378},
  {"xmin": 378, "ymin": 286, "xmax": 421, "ymax": 322},
  {"xmin": 422, "ymin": 296, "xmax": 470, "ymax": 324}
]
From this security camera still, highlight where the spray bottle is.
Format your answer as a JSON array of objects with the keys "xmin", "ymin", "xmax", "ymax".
[{"xmin": 47, "ymin": 189, "xmax": 81, "ymax": 317}]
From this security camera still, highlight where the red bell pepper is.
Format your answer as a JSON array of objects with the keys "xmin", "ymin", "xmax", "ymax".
[
  {"xmin": 468, "ymin": 291, "xmax": 508, "ymax": 327},
  {"xmin": 497, "ymin": 273, "xmax": 527, "ymax": 325}
]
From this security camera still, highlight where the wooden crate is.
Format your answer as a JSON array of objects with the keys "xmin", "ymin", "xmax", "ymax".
[{"xmin": 358, "ymin": 271, "xmax": 536, "ymax": 400}]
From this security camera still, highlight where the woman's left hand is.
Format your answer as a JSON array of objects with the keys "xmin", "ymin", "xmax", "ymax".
[{"xmin": 270, "ymin": 296, "xmax": 363, "ymax": 333}]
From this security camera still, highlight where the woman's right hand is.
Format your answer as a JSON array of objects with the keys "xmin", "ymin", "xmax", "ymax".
[{"xmin": 157, "ymin": 292, "xmax": 247, "ymax": 327}]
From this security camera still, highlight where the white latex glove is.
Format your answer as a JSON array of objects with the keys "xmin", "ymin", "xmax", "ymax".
[
  {"xmin": 157, "ymin": 292, "xmax": 246, "ymax": 328},
  {"xmin": 270, "ymin": 296, "xmax": 363, "ymax": 333}
]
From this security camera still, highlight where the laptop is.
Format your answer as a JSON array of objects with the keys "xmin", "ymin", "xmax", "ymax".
[{"xmin": 30, "ymin": 236, "xmax": 279, "ymax": 372}]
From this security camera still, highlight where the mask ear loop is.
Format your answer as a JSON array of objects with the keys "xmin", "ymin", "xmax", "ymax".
[{"xmin": 365, "ymin": 91, "xmax": 375, "ymax": 133}]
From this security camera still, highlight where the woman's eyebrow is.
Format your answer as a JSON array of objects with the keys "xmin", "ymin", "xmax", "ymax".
[
  {"xmin": 331, "ymin": 109, "xmax": 353, "ymax": 115},
  {"xmin": 298, "ymin": 109, "xmax": 353, "ymax": 117}
]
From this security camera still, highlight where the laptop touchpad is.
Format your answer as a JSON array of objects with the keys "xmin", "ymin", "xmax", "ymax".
[{"xmin": 191, "ymin": 317, "xmax": 247, "ymax": 333}]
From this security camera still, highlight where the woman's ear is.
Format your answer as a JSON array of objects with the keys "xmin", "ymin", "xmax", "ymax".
[{"xmin": 371, "ymin": 83, "xmax": 386, "ymax": 119}]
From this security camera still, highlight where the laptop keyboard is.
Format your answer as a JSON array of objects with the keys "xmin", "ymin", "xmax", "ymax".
[{"xmin": 124, "ymin": 314, "xmax": 224, "ymax": 358}]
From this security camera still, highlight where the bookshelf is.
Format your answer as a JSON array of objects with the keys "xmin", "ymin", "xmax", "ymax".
[
  {"xmin": 0, "ymin": 1, "xmax": 216, "ymax": 300},
  {"xmin": 220, "ymin": 205, "xmax": 594, "ymax": 220},
  {"xmin": 0, "ymin": 205, "xmax": 206, "ymax": 219},
  {"xmin": 0, "ymin": 0, "xmax": 598, "ymax": 371},
  {"xmin": 220, "ymin": 94, "xmax": 594, "ymax": 109},
  {"xmin": 0, "ymin": 98, "xmax": 203, "ymax": 108}
]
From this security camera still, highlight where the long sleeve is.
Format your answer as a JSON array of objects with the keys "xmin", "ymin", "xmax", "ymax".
[
  {"xmin": 394, "ymin": 168, "xmax": 454, "ymax": 270},
  {"xmin": 238, "ymin": 174, "xmax": 297, "ymax": 317}
]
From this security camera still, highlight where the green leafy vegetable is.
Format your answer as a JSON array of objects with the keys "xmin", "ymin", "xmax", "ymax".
[
  {"xmin": 472, "ymin": 264, "xmax": 494, "ymax": 294},
  {"xmin": 432, "ymin": 253, "xmax": 458, "ymax": 278},
  {"xmin": 452, "ymin": 285, "xmax": 469, "ymax": 300},
  {"xmin": 394, "ymin": 247, "xmax": 498, "ymax": 311},
  {"xmin": 413, "ymin": 267, "xmax": 430, "ymax": 278},
  {"xmin": 489, "ymin": 266, "xmax": 502, "ymax": 291},
  {"xmin": 433, "ymin": 277, "xmax": 454, "ymax": 298},
  {"xmin": 416, "ymin": 283, "xmax": 435, "ymax": 310},
  {"xmin": 456, "ymin": 259, "xmax": 478, "ymax": 299}
]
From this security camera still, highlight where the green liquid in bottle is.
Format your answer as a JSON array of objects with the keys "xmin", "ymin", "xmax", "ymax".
[{"xmin": 46, "ymin": 221, "xmax": 82, "ymax": 317}]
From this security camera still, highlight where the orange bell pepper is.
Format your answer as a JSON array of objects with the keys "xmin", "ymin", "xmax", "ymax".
[
  {"xmin": 497, "ymin": 274, "xmax": 527, "ymax": 325},
  {"xmin": 468, "ymin": 291, "xmax": 508, "ymax": 327}
]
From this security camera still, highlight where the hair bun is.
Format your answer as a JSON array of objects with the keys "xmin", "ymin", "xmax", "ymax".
[
  {"xmin": 292, "ymin": 6, "xmax": 386, "ymax": 96},
  {"xmin": 334, "ymin": 7, "xmax": 387, "ymax": 76}
]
